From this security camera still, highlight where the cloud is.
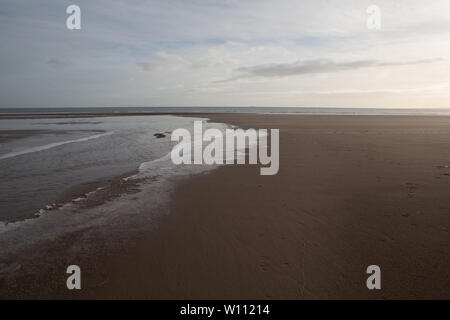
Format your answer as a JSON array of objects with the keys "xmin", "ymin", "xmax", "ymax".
[
  {"xmin": 136, "ymin": 51, "xmax": 192, "ymax": 72},
  {"xmin": 2, "ymin": 0, "xmax": 450, "ymax": 107},
  {"xmin": 223, "ymin": 58, "xmax": 444, "ymax": 81},
  {"xmin": 246, "ymin": 81, "xmax": 450, "ymax": 96},
  {"xmin": 377, "ymin": 58, "xmax": 444, "ymax": 67},
  {"xmin": 136, "ymin": 62, "xmax": 155, "ymax": 72},
  {"xmin": 46, "ymin": 58, "xmax": 72, "ymax": 68}
]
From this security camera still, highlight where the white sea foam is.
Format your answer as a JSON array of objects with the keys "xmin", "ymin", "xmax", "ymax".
[
  {"xmin": 126, "ymin": 119, "xmax": 263, "ymax": 181},
  {"xmin": 0, "ymin": 131, "xmax": 114, "ymax": 161}
]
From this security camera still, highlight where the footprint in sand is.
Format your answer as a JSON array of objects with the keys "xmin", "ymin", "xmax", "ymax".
[
  {"xmin": 258, "ymin": 258, "xmax": 270, "ymax": 272},
  {"xmin": 436, "ymin": 165, "xmax": 450, "ymax": 177},
  {"xmin": 405, "ymin": 182, "xmax": 418, "ymax": 198}
]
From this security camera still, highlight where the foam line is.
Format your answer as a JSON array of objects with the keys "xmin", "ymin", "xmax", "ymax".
[{"xmin": 0, "ymin": 131, "xmax": 114, "ymax": 161}]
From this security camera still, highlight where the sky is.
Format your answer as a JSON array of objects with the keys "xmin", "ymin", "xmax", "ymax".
[{"xmin": 1, "ymin": 0, "xmax": 450, "ymax": 108}]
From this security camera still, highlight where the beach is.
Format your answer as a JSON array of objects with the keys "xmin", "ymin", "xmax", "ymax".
[{"xmin": 1, "ymin": 114, "xmax": 450, "ymax": 299}]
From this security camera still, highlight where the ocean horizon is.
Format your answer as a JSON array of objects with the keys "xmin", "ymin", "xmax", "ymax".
[{"xmin": 2, "ymin": 106, "xmax": 450, "ymax": 116}]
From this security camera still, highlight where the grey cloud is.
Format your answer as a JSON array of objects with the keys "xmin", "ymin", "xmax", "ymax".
[
  {"xmin": 46, "ymin": 58, "xmax": 72, "ymax": 68},
  {"xmin": 226, "ymin": 58, "xmax": 443, "ymax": 81},
  {"xmin": 136, "ymin": 62, "xmax": 155, "ymax": 72},
  {"xmin": 136, "ymin": 52, "xmax": 197, "ymax": 73},
  {"xmin": 377, "ymin": 58, "xmax": 444, "ymax": 67}
]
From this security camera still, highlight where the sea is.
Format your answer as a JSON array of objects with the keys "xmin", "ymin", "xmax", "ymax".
[{"xmin": 0, "ymin": 114, "xmax": 230, "ymax": 224}]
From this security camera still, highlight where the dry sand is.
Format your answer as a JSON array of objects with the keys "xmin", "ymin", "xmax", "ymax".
[{"xmin": 2, "ymin": 114, "xmax": 450, "ymax": 299}]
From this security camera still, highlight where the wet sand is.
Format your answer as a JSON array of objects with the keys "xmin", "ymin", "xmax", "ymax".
[{"xmin": 2, "ymin": 114, "xmax": 450, "ymax": 299}]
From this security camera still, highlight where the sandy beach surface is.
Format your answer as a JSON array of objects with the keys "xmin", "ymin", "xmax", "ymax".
[{"xmin": 1, "ymin": 114, "xmax": 450, "ymax": 299}]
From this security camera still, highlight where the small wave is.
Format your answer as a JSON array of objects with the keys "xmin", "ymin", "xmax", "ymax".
[{"xmin": 0, "ymin": 131, "xmax": 114, "ymax": 161}]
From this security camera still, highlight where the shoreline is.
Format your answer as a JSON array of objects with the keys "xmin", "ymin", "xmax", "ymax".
[{"xmin": 1, "ymin": 113, "xmax": 450, "ymax": 299}]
